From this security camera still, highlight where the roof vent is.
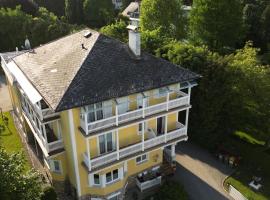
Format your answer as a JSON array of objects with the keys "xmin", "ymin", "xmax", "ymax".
[{"xmin": 84, "ymin": 31, "xmax": 92, "ymax": 38}]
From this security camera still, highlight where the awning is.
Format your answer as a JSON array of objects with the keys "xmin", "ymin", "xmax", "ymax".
[{"xmin": 7, "ymin": 61, "xmax": 42, "ymax": 104}]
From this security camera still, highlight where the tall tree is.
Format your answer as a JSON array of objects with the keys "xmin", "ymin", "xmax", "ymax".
[
  {"xmin": 189, "ymin": 0, "xmax": 244, "ymax": 52},
  {"xmin": 140, "ymin": 0, "xmax": 186, "ymax": 40},
  {"xmin": 0, "ymin": 148, "xmax": 42, "ymax": 200},
  {"xmin": 65, "ymin": 0, "xmax": 76, "ymax": 23},
  {"xmin": 83, "ymin": 0, "xmax": 114, "ymax": 28}
]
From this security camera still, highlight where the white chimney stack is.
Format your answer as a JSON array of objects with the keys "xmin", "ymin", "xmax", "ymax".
[{"xmin": 127, "ymin": 18, "xmax": 141, "ymax": 57}]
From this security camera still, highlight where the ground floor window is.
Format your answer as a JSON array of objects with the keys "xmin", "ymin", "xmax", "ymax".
[
  {"xmin": 50, "ymin": 160, "xmax": 61, "ymax": 173},
  {"xmin": 106, "ymin": 169, "xmax": 119, "ymax": 184},
  {"xmin": 136, "ymin": 154, "xmax": 148, "ymax": 165}
]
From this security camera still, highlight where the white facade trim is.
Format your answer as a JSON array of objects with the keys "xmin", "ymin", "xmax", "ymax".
[{"xmin": 68, "ymin": 109, "xmax": 81, "ymax": 197}]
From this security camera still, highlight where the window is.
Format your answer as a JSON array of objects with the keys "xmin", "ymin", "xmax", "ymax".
[
  {"xmin": 138, "ymin": 122, "xmax": 147, "ymax": 134},
  {"xmin": 158, "ymin": 87, "xmax": 168, "ymax": 97},
  {"xmin": 117, "ymin": 97, "xmax": 129, "ymax": 114},
  {"xmin": 50, "ymin": 160, "xmax": 61, "ymax": 173},
  {"xmin": 136, "ymin": 154, "xmax": 148, "ymax": 164},
  {"xmin": 87, "ymin": 103, "xmax": 103, "ymax": 123},
  {"xmin": 94, "ymin": 174, "xmax": 100, "ymax": 185},
  {"xmin": 99, "ymin": 132, "xmax": 114, "ymax": 155},
  {"xmin": 106, "ymin": 169, "xmax": 119, "ymax": 184}
]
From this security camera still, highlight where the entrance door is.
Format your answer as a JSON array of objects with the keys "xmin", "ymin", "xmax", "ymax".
[{"xmin": 157, "ymin": 116, "xmax": 165, "ymax": 136}]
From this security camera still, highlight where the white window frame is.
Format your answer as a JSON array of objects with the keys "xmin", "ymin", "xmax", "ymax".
[
  {"xmin": 98, "ymin": 132, "xmax": 116, "ymax": 155},
  {"xmin": 50, "ymin": 159, "xmax": 62, "ymax": 174},
  {"xmin": 117, "ymin": 97, "xmax": 129, "ymax": 114},
  {"xmin": 138, "ymin": 121, "xmax": 148, "ymax": 135},
  {"xmin": 105, "ymin": 169, "xmax": 120, "ymax": 185},
  {"xmin": 136, "ymin": 154, "xmax": 148, "ymax": 165},
  {"xmin": 87, "ymin": 102, "xmax": 104, "ymax": 123}
]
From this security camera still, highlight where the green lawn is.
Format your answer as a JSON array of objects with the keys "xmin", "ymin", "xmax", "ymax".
[
  {"xmin": 223, "ymin": 132, "xmax": 270, "ymax": 200},
  {"xmin": 0, "ymin": 111, "xmax": 31, "ymax": 170}
]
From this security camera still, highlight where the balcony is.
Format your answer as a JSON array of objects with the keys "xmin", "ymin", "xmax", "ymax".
[
  {"xmin": 83, "ymin": 122, "xmax": 187, "ymax": 171},
  {"xmin": 21, "ymin": 100, "xmax": 64, "ymax": 154},
  {"xmin": 34, "ymin": 100, "xmax": 59, "ymax": 120},
  {"xmin": 80, "ymin": 90, "xmax": 190, "ymax": 134},
  {"xmin": 136, "ymin": 171, "xmax": 162, "ymax": 192}
]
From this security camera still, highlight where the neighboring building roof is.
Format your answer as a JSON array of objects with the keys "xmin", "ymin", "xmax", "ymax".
[
  {"xmin": 9, "ymin": 29, "xmax": 199, "ymax": 112},
  {"xmin": 122, "ymin": 2, "xmax": 140, "ymax": 17}
]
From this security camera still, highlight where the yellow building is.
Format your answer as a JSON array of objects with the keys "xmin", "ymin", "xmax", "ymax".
[{"xmin": 0, "ymin": 24, "xmax": 199, "ymax": 200}]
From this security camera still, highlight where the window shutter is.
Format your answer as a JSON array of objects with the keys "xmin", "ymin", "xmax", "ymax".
[
  {"xmin": 103, "ymin": 100, "xmax": 112, "ymax": 118},
  {"xmin": 89, "ymin": 174, "xmax": 94, "ymax": 186},
  {"xmin": 119, "ymin": 167, "xmax": 124, "ymax": 180}
]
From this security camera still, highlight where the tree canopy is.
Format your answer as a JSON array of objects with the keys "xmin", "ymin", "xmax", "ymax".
[
  {"xmin": 0, "ymin": 147, "xmax": 43, "ymax": 200},
  {"xmin": 140, "ymin": 0, "xmax": 186, "ymax": 40},
  {"xmin": 83, "ymin": 0, "xmax": 114, "ymax": 28},
  {"xmin": 189, "ymin": 0, "xmax": 244, "ymax": 52}
]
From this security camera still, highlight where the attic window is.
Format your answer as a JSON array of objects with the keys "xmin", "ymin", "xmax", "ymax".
[{"xmin": 84, "ymin": 31, "xmax": 92, "ymax": 38}]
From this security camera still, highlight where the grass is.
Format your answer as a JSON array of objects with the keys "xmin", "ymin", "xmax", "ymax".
[
  {"xmin": 233, "ymin": 131, "xmax": 266, "ymax": 146},
  {"xmin": 0, "ymin": 111, "xmax": 31, "ymax": 170},
  {"xmin": 222, "ymin": 132, "xmax": 270, "ymax": 200}
]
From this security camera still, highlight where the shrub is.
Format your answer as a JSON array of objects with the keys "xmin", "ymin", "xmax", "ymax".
[{"xmin": 41, "ymin": 186, "xmax": 57, "ymax": 200}]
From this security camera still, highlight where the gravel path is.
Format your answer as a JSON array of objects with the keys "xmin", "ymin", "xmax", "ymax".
[
  {"xmin": 172, "ymin": 142, "xmax": 234, "ymax": 200},
  {"xmin": 0, "ymin": 75, "xmax": 12, "ymax": 112}
]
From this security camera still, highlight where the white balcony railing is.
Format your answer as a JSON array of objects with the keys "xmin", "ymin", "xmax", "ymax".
[
  {"xmin": 21, "ymin": 104, "xmax": 64, "ymax": 153},
  {"xmin": 83, "ymin": 122, "xmax": 187, "ymax": 170},
  {"xmin": 136, "ymin": 176, "xmax": 162, "ymax": 192},
  {"xmin": 34, "ymin": 105, "xmax": 59, "ymax": 120},
  {"xmin": 81, "ymin": 91, "xmax": 189, "ymax": 134}
]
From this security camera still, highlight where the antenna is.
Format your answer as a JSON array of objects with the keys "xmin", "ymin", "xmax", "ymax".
[{"xmin": 25, "ymin": 38, "xmax": 31, "ymax": 50}]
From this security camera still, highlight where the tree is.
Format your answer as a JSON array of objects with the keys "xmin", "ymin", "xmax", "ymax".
[
  {"xmin": 140, "ymin": 0, "xmax": 186, "ymax": 40},
  {"xmin": 100, "ymin": 19, "xmax": 129, "ymax": 42},
  {"xmin": 189, "ymin": 0, "xmax": 244, "ymax": 52},
  {"xmin": 261, "ymin": 5, "xmax": 270, "ymax": 49},
  {"xmin": 0, "ymin": 6, "xmax": 78, "ymax": 52},
  {"xmin": 65, "ymin": 0, "xmax": 76, "ymax": 23},
  {"xmin": 83, "ymin": 0, "xmax": 114, "ymax": 28},
  {"xmin": 0, "ymin": 147, "xmax": 42, "ymax": 200}
]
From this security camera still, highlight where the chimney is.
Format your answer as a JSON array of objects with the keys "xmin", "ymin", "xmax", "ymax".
[{"xmin": 127, "ymin": 18, "xmax": 141, "ymax": 57}]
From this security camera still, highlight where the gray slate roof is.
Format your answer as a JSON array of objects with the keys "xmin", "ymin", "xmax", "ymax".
[{"xmin": 11, "ymin": 29, "xmax": 199, "ymax": 112}]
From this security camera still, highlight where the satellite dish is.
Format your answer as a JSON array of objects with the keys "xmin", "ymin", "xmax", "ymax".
[{"xmin": 25, "ymin": 38, "xmax": 31, "ymax": 50}]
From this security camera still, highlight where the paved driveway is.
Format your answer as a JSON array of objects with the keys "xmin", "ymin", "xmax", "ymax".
[
  {"xmin": 172, "ymin": 142, "xmax": 233, "ymax": 200},
  {"xmin": 0, "ymin": 75, "xmax": 12, "ymax": 112}
]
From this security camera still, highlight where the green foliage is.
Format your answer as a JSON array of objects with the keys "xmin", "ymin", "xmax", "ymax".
[
  {"xmin": 41, "ymin": 186, "xmax": 57, "ymax": 200},
  {"xmin": 83, "ymin": 0, "xmax": 114, "ymax": 28},
  {"xmin": 0, "ymin": 6, "xmax": 78, "ymax": 52},
  {"xmin": 100, "ymin": 19, "xmax": 128, "ymax": 42},
  {"xmin": 0, "ymin": 0, "xmax": 38, "ymax": 15},
  {"xmin": 65, "ymin": 0, "xmax": 83, "ymax": 24},
  {"xmin": 189, "ymin": 0, "xmax": 244, "ymax": 52},
  {"xmin": 140, "ymin": 0, "xmax": 185, "ymax": 40},
  {"xmin": 0, "ymin": 147, "xmax": 42, "ymax": 200},
  {"xmin": 35, "ymin": 0, "xmax": 65, "ymax": 17}
]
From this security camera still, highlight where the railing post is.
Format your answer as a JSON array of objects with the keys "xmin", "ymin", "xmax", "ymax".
[
  {"xmin": 86, "ymin": 138, "xmax": 91, "ymax": 171},
  {"xmin": 164, "ymin": 115, "xmax": 168, "ymax": 143},
  {"xmin": 116, "ymin": 130, "xmax": 119, "ymax": 160},
  {"xmin": 166, "ymin": 92, "xmax": 169, "ymax": 111},
  {"xmin": 56, "ymin": 120, "xmax": 61, "ymax": 139},
  {"xmin": 142, "ymin": 122, "xmax": 145, "ymax": 151}
]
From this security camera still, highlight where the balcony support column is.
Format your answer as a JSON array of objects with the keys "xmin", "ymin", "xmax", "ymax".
[
  {"xmin": 166, "ymin": 92, "xmax": 170, "ymax": 111},
  {"xmin": 116, "ymin": 130, "xmax": 119, "ymax": 160},
  {"xmin": 185, "ymin": 108, "xmax": 189, "ymax": 128},
  {"xmin": 142, "ymin": 98, "xmax": 146, "ymax": 118},
  {"xmin": 171, "ymin": 144, "xmax": 176, "ymax": 160},
  {"xmin": 84, "ymin": 112, "xmax": 88, "ymax": 135},
  {"xmin": 142, "ymin": 122, "xmax": 145, "ymax": 151},
  {"xmin": 42, "ymin": 124, "xmax": 49, "ymax": 151},
  {"xmin": 86, "ymin": 137, "xmax": 91, "ymax": 171},
  {"xmin": 56, "ymin": 120, "xmax": 61, "ymax": 139},
  {"xmin": 115, "ymin": 103, "xmax": 119, "ymax": 126},
  {"xmin": 164, "ymin": 115, "xmax": 168, "ymax": 143},
  {"xmin": 188, "ymin": 86, "xmax": 191, "ymax": 104}
]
